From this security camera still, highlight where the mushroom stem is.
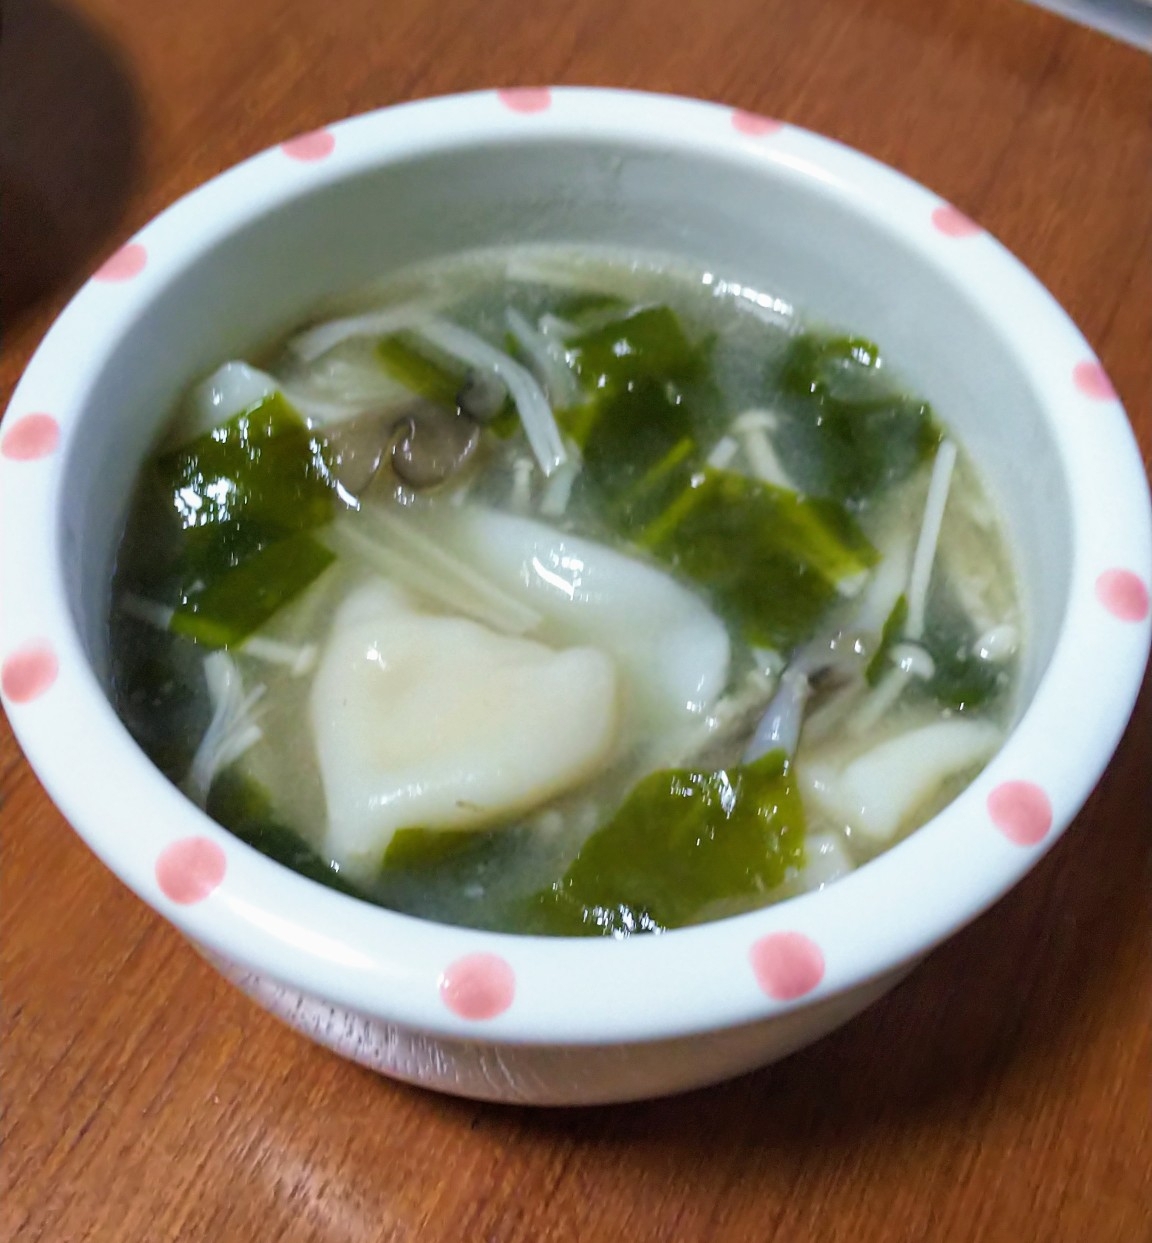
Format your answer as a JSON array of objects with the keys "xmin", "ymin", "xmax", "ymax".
[
  {"xmin": 906, "ymin": 439, "xmax": 957, "ymax": 641},
  {"xmin": 730, "ymin": 409, "xmax": 796, "ymax": 489},
  {"xmin": 417, "ymin": 320, "xmax": 568, "ymax": 477},
  {"xmin": 510, "ymin": 457, "xmax": 535, "ymax": 511},
  {"xmin": 743, "ymin": 668, "xmax": 811, "ymax": 762}
]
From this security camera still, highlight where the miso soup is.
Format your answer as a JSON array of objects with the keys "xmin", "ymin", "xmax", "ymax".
[{"xmin": 109, "ymin": 246, "xmax": 1021, "ymax": 936}]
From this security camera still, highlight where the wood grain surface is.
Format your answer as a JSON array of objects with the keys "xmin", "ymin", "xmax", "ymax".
[{"xmin": 2, "ymin": 1, "xmax": 1150, "ymax": 1239}]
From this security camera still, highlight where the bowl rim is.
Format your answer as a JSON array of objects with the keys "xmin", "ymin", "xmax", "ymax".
[{"xmin": 2, "ymin": 86, "xmax": 1149, "ymax": 1045}]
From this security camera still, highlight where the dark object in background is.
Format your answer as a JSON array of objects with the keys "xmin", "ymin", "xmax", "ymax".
[{"xmin": 1, "ymin": 0, "xmax": 142, "ymax": 327}]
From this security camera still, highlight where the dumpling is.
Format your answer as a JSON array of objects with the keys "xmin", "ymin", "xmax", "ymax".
[
  {"xmin": 802, "ymin": 718, "xmax": 1001, "ymax": 843},
  {"xmin": 310, "ymin": 582, "xmax": 620, "ymax": 876},
  {"xmin": 415, "ymin": 505, "xmax": 732, "ymax": 765}
]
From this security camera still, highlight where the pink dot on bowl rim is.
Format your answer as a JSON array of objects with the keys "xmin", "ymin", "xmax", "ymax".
[
  {"xmin": 94, "ymin": 242, "xmax": 147, "ymax": 282},
  {"xmin": 497, "ymin": 87, "xmax": 552, "ymax": 114},
  {"xmin": 931, "ymin": 204, "xmax": 981, "ymax": 238},
  {"xmin": 439, "ymin": 953, "xmax": 516, "ymax": 1020},
  {"xmin": 281, "ymin": 128, "xmax": 336, "ymax": 161},
  {"xmin": 1072, "ymin": 360, "xmax": 1117, "ymax": 401},
  {"xmin": 156, "ymin": 837, "xmax": 227, "ymax": 904},
  {"xmin": 749, "ymin": 931, "xmax": 825, "ymax": 1001},
  {"xmin": 732, "ymin": 109, "xmax": 783, "ymax": 136},
  {"xmin": 1, "ymin": 644, "xmax": 59, "ymax": 703},
  {"xmin": 1095, "ymin": 569, "xmax": 1150, "ymax": 622},
  {"xmin": 987, "ymin": 781, "xmax": 1052, "ymax": 846},
  {"xmin": 1, "ymin": 413, "xmax": 59, "ymax": 460}
]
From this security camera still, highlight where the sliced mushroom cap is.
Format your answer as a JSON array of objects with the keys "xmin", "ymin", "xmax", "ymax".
[
  {"xmin": 457, "ymin": 368, "xmax": 507, "ymax": 422},
  {"xmin": 321, "ymin": 400, "xmax": 482, "ymax": 498},
  {"xmin": 391, "ymin": 401, "xmax": 480, "ymax": 488},
  {"xmin": 322, "ymin": 409, "xmax": 396, "ymax": 496}
]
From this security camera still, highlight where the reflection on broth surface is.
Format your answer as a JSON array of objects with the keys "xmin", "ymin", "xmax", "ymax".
[{"xmin": 109, "ymin": 245, "xmax": 1021, "ymax": 936}]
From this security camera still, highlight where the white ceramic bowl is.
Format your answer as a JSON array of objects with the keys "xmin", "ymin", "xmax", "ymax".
[{"xmin": 2, "ymin": 89, "xmax": 1149, "ymax": 1105}]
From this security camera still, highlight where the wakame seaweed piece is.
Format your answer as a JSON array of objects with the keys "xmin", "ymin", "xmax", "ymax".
[
  {"xmin": 376, "ymin": 332, "xmax": 466, "ymax": 408},
  {"xmin": 382, "ymin": 826, "xmax": 501, "ymax": 871},
  {"xmin": 207, "ymin": 768, "xmax": 365, "ymax": 898},
  {"xmin": 606, "ymin": 435, "xmax": 698, "ymax": 534},
  {"xmin": 155, "ymin": 391, "xmax": 337, "ymax": 576},
  {"xmin": 865, "ymin": 594, "xmax": 909, "ymax": 686},
  {"xmin": 155, "ymin": 392, "xmax": 341, "ymax": 645},
  {"xmin": 171, "ymin": 532, "xmax": 335, "ymax": 648},
  {"xmin": 773, "ymin": 334, "xmax": 943, "ymax": 503},
  {"xmin": 566, "ymin": 305, "xmax": 707, "ymax": 394},
  {"xmin": 108, "ymin": 611, "xmax": 211, "ymax": 783},
  {"xmin": 638, "ymin": 468, "xmax": 878, "ymax": 651},
  {"xmin": 526, "ymin": 749, "xmax": 805, "ymax": 937},
  {"xmin": 554, "ymin": 306, "xmax": 717, "ymax": 520},
  {"xmin": 924, "ymin": 642, "xmax": 1005, "ymax": 713},
  {"xmin": 564, "ymin": 377, "xmax": 700, "ymax": 532},
  {"xmin": 918, "ymin": 584, "xmax": 1010, "ymax": 713}
]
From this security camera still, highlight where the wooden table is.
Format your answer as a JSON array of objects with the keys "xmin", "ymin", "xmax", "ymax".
[{"xmin": 3, "ymin": 1, "xmax": 1150, "ymax": 1238}]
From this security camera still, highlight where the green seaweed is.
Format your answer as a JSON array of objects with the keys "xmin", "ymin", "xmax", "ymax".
[
  {"xmin": 207, "ymin": 768, "xmax": 364, "ymax": 898},
  {"xmin": 639, "ymin": 468, "xmax": 878, "ymax": 650},
  {"xmin": 920, "ymin": 587, "xmax": 1009, "ymax": 712},
  {"xmin": 525, "ymin": 750, "xmax": 805, "ymax": 937},
  {"xmin": 773, "ymin": 334, "xmax": 942, "ymax": 503},
  {"xmin": 567, "ymin": 304, "xmax": 706, "ymax": 393},
  {"xmin": 376, "ymin": 332, "xmax": 467, "ymax": 408},
  {"xmin": 154, "ymin": 393, "xmax": 338, "ymax": 646},
  {"xmin": 171, "ymin": 533, "xmax": 334, "ymax": 648},
  {"xmin": 558, "ymin": 306, "xmax": 708, "ymax": 501},
  {"xmin": 156, "ymin": 392, "xmax": 335, "ymax": 570},
  {"xmin": 865, "ymin": 594, "xmax": 909, "ymax": 686},
  {"xmin": 382, "ymin": 826, "xmax": 496, "ymax": 871},
  {"xmin": 564, "ymin": 378, "xmax": 699, "ymax": 532},
  {"xmin": 547, "ymin": 311, "xmax": 877, "ymax": 648}
]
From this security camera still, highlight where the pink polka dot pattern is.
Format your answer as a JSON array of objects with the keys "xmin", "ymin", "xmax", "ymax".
[
  {"xmin": 987, "ymin": 781, "xmax": 1052, "ymax": 846},
  {"xmin": 156, "ymin": 837, "xmax": 227, "ymax": 904},
  {"xmin": 1, "ymin": 413, "xmax": 59, "ymax": 460},
  {"xmin": 94, "ymin": 243, "xmax": 147, "ymax": 282},
  {"xmin": 439, "ymin": 953, "xmax": 516, "ymax": 1020},
  {"xmin": 497, "ymin": 87, "xmax": 552, "ymax": 114},
  {"xmin": 931, "ymin": 204, "xmax": 981, "ymax": 238},
  {"xmin": 1, "ymin": 644, "xmax": 58, "ymax": 703},
  {"xmin": 1072, "ymin": 360, "xmax": 1116, "ymax": 401},
  {"xmin": 749, "ymin": 932, "xmax": 825, "ymax": 1001},
  {"xmin": 732, "ymin": 109, "xmax": 783, "ymax": 136},
  {"xmin": 281, "ymin": 129, "xmax": 336, "ymax": 161},
  {"xmin": 1095, "ymin": 569, "xmax": 1149, "ymax": 622}
]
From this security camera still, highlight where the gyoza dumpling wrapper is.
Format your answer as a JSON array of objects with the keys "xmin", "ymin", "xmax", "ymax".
[{"xmin": 310, "ymin": 583, "xmax": 620, "ymax": 875}]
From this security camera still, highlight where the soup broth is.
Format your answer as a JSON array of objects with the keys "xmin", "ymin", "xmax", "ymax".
[{"xmin": 110, "ymin": 245, "xmax": 1021, "ymax": 936}]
